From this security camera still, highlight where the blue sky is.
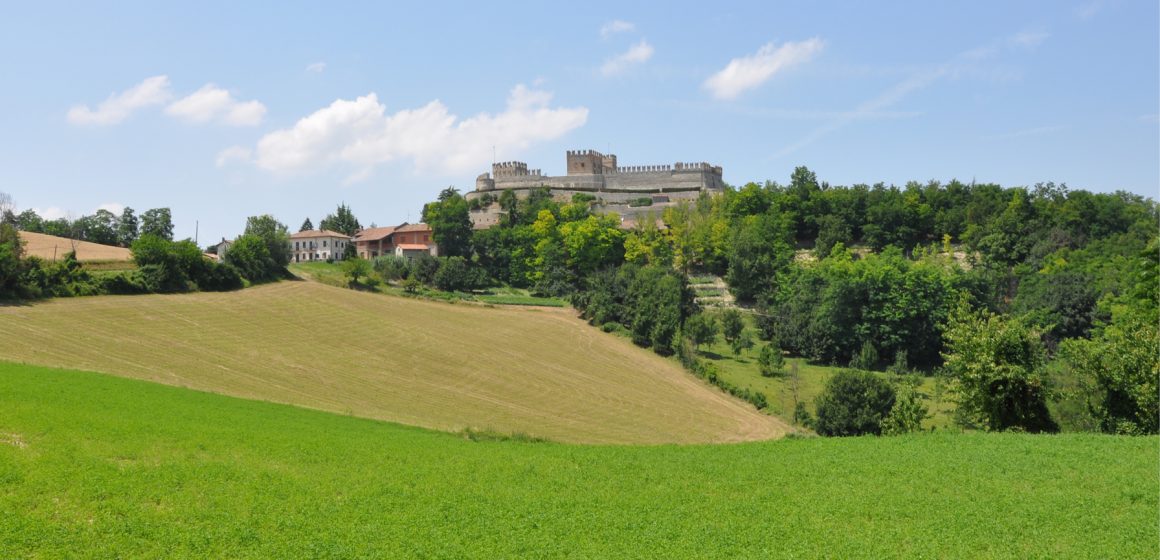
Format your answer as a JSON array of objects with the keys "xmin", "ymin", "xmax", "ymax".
[{"xmin": 1, "ymin": 1, "xmax": 1156, "ymax": 243}]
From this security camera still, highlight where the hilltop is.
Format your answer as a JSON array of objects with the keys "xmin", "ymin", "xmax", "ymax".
[{"xmin": 0, "ymin": 281, "xmax": 786, "ymax": 444}]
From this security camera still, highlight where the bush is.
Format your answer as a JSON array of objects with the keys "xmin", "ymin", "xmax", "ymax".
[
  {"xmin": 758, "ymin": 344, "xmax": 785, "ymax": 377},
  {"xmin": 881, "ymin": 386, "xmax": 929, "ymax": 435},
  {"xmin": 814, "ymin": 369, "xmax": 896, "ymax": 437},
  {"xmin": 433, "ymin": 256, "xmax": 486, "ymax": 292},
  {"xmin": 374, "ymin": 255, "xmax": 410, "ymax": 281},
  {"xmin": 409, "ymin": 253, "xmax": 440, "ymax": 285}
]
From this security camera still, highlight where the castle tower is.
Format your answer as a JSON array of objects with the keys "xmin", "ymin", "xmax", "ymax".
[
  {"xmin": 602, "ymin": 153, "xmax": 618, "ymax": 173},
  {"xmin": 566, "ymin": 149, "xmax": 604, "ymax": 175},
  {"xmin": 475, "ymin": 173, "xmax": 495, "ymax": 192}
]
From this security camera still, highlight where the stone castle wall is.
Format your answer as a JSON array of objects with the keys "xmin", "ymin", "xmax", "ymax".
[{"xmin": 466, "ymin": 149, "xmax": 724, "ymax": 229}]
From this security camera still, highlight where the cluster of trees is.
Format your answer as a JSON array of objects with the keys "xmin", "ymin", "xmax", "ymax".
[
  {"xmin": 6, "ymin": 204, "xmax": 175, "ymax": 247},
  {"xmin": 413, "ymin": 170, "xmax": 1156, "ymax": 436},
  {"xmin": 0, "ymin": 190, "xmax": 292, "ymax": 299}
]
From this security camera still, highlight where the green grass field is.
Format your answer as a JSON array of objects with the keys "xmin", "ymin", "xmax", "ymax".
[
  {"xmin": 1, "ymin": 362, "xmax": 1154, "ymax": 558},
  {"xmin": 0, "ymin": 281, "xmax": 783, "ymax": 444},
  {"xmin": 696, "ymin": 314, "xmax": 957, "ymax": 429}
]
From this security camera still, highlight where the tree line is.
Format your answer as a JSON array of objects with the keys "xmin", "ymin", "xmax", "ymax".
[{"xmin": 416, "ymin": 169, "xmax": 1157, "ymax": 436}]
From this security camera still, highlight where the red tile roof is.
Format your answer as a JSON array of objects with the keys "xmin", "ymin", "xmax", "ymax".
[
  {"xmin": 352, "ymin": 226, "xmax": 397, "ymax": 241},
  {"xmin": 290, "ymin": 229, "xmax": 351, "ymax": 239}
]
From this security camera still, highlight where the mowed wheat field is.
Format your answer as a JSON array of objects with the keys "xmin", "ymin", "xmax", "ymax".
[{"xmin": 0, "ymin": 281, "xmax": 785, "ymax": 444}]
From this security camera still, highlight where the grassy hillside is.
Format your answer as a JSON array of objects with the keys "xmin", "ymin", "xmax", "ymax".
[
  {"xmin": 0, "ymin": 281, "xmax": 784, "ymax": 444},
  {"xmin": 1, "ymin": 362, "xmax": 1155, "ymax": 558}
]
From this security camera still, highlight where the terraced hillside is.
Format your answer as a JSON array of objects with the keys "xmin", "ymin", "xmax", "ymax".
[{"xmin": 0, "ymin": 281, "xmax": 786, "ymax": 444}]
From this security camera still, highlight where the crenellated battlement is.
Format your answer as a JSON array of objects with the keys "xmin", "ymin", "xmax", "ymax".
[{"xmin": 491, "ymin": 161, "xmax": 542, "ymax": 178}]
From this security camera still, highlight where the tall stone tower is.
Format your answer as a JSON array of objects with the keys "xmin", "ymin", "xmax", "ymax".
[{"xmin": 566, "ymin": 149, "xmax": 604, "ymax": 175}]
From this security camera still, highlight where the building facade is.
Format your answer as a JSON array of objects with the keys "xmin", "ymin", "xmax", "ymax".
[
  {"xmin": 353, "ymin": 223, "xmax": 437, "ymax": 259},
  {"xmin": 289, "ymin": 229, "xmax": 353, "ymax": 262}
]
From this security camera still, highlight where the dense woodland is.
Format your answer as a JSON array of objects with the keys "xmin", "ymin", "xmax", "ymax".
[{"xmin": 1, "ymin": 168, "xmax": 1157, "ymax": 437}]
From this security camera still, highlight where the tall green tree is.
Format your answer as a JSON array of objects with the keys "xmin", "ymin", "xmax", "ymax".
[
  {"xmin": 319, "ymin": 204, "xmax": 360, "ymax": 236},
  {"xmin": 300, "ymin": 217, "xmax": 314, "ymax": 232},
  {"xmin": 941, "ymin": 303, "xmax": 1058, "ymax": 433},
  {"xmin": 140, "ymin": 208, "xmax": 174, "ymax": 241},
  {"xmin": 423, "ymin": 188, "xmax": 473, "ymax": 258},
  {"xmin": 117, "ymin": 207, "xmax": 138, "ymax": 247},
  {"xmin": 243, "ymin": 215, "xmax": 291, "ymax": 270}
]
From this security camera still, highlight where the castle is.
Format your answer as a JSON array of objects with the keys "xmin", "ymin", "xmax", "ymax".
[{"xmin": 465, "ymin": 150, "xmax": 725, "ymax": 228}]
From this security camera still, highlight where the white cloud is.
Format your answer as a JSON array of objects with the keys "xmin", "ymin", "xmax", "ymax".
[
  {"xmin": 251, "ymin": 84, "xmax": 588, "ymax": 180},
  {"xmin": 704, "ymin": 38, "xmax": 824, "ymax": 100},
  {"xmin": 33, "ymin": 207, "xmax": 68, "ymax": 221},
  {"xmin": 216, "ymin": 146, "xmax": 253, "ymax": 168},
  {"xmin": 1011, "ymin": 30, "xmax": 1049, "ymax": 48},
  {"xmin": 165, "ymin": 85, "xmax": 267, "ymax": 126},
  {"xmin": 67, "ymin": 75, "xmax": 172, "ymax": 125},
  {"xmin": 306, "ymin": 62, "xmax": 326, "ymax": 73},
  {"xmin": 600, "ymin": 20, "xmax": 635, "ymax": 38},
  {"xmin": 95, "ymin": 202, "xmax": 125, "ymax": 215},
  {"xmin": 600, "ymin": 40, "xmax": 655, "ymax": 77}
]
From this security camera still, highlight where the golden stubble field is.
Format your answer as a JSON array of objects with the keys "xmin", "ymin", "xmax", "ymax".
[
  {"xmin": 18, "ymin": 232, "xmax": 132, "ymax": 262},
  {"xmin": 0, "ymin": 281, "xmax": 787, "ymax": 444}
]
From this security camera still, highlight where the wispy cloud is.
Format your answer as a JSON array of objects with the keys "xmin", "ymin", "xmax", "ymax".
[
  {"xmin": 215, "ymin": 146, "xmax": 253, "ymax": 168},
  {"xmin": 600, "ymin": 40, "xmax": 654, "ymax": 77},
  {"xmin": 249, "ymin": 84, "xmax": 588, "ymax": 181},
  {"xmin": 775, "ymin": 29, "xmax": 1050, "ymax": 157},
  {"xmin": 600, "ymin": 20, "xmax": 635, "ymax": 38},
  {"xmin": 67, "ymin": 75, "xmax": 172, "ymax": 125},
  {"xmin": 165, "ymin": 85, "xmax": 266, "ymax": 126},
  {"xmin": 306, "ymin": 62, "xmax": 326, "ymax": 73},
  {"xmin": 1075, "ymin": 1, "xmax": 1102, "ymax": 20},
  {"xmin": 703, "ymin": 38, "xmax": 824, "ymax": 100},
  {"xmin": 985, "ymin": 124, "xmax": 1067, "ymax": 140}
]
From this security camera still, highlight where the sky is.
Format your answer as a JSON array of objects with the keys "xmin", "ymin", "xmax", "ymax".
[{"xmin": 1, "ymin": 1, "xmax": 1157, "ymax": 244}]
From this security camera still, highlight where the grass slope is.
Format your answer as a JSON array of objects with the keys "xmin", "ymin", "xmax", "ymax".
[
  {"xmin": 0, "ymin": 281, "xmax": 784, "ymax": 444},
  {"xmin": 1, "ymin": 363, "xmax": 1155, "ymax": 558}
]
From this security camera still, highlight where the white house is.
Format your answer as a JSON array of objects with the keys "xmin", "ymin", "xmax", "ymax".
[{"xmin": 289, "ymin": 229, "xmax": 353, "ymax": 262}]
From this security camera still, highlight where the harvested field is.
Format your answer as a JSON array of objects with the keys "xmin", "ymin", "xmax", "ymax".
[
  {"xmin": 0, "ymin": 281, "xmax": 787, "ymax": 444},
  {"xmin": 17, "ymin": 231, "xmax": 131, "ymax": 262}
]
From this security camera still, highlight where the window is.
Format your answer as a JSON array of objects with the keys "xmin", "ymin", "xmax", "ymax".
[{"xmin": 324, "ymin": 240, "xmax": 328, "ymax": 247}]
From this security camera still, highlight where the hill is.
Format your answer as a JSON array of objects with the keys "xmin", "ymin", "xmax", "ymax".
[
  {"xmin": 0, "ymin": 281, "xmax": 785, "ymax": 444},
  {"xmin": 17, "ymin": 231, "xmax": 131, "ymax": 262},
  {"xmin": 1, "ymin": 362, "xmax": 1154, "ymax": 558}
]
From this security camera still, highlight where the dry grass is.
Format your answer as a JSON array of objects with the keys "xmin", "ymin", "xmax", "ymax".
[
  {"xmin": 18, "ymin": 232, "xmax": 131, "ymax": 262},
  {"xmin": 0, "ymin": 281, "xmax": 787, "ymax": 444}
]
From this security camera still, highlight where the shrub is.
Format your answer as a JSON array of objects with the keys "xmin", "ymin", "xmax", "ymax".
[
  {"xmin": 814, "ymin": 369, "xmax": 896, "ymax": 437},
  {"xmin": 758, "ymin": 344, "xmax": 785, "ymax": 377}
]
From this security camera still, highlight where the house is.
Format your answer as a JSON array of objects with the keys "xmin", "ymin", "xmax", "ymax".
[
  {"xmin": 207, "ymin": 237, "xmax": 233, "ymax": 258},
  {"xmin": 353, "ymin": 222, "xmax": 437, "ymax": 259},
  {"xmin": 289, "ymin": 229, "xmax": 353, "ymax": 262}
]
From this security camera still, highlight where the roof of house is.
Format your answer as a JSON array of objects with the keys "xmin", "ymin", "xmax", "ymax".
[
  {"xmin": 395, "ymin": 243, "xmax": 431, "ymax": 251},
  {"xmin": 352, "ymin": 226, "xmax": 397, "ymax": 242},
  {"xmin": 290, "ymin": 229, "xmax": 351, "ymax": 239},
  {"xmin": 395, "ymin": 223, "xmax": 432, "ymax": 233}
]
